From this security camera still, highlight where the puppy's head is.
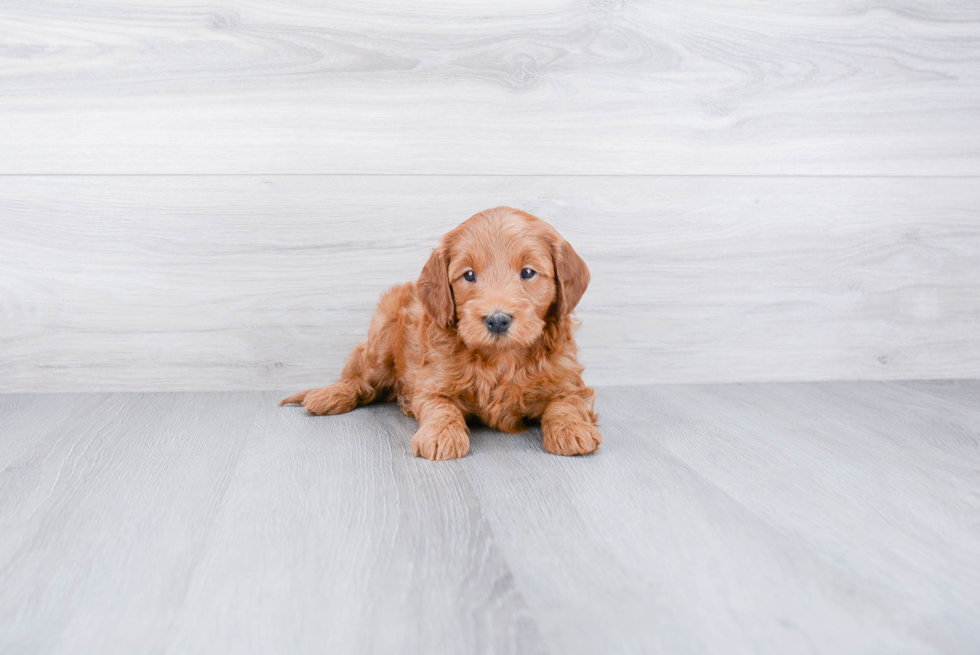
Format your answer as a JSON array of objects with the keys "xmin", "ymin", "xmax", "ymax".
[{"xmin": 417, "ymin": 207, "xmax": 589, "ymax": 352}]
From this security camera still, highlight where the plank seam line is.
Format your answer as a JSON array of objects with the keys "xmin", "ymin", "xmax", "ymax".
[
  {"xmin": 453, "ymin": 461, "xmax": 557, "ymax": 655},
  {"xmin": 2, "ymin": 174, "xmax": 980, "ymax": 179}
]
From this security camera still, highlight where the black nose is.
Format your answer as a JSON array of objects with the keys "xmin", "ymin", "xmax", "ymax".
[{"xmin": 484, "ymin": 311, "xmax": 512, "ymax": 334}]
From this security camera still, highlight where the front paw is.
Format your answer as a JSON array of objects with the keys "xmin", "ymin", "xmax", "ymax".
[
  {"xmin": 411, "ymin": 422, "xmax": 470, "ymax": 461},
  {"xmin": 543, "ymin": 419, "xmax": 603, "ymax": 456}
]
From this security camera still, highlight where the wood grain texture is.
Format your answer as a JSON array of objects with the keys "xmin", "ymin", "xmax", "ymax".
[
  {"xmin": 0, "ymin": 393, "xmax": 256, "ymax": 652},
  {"xmin": 461, "ymin": 380, "xmax": 980, "ymax": 654},
  {"xmin": 0, "ymin": 392, "xmax": 546, "ymax": 655},
  {"xmin": 1, "ymin": 1, "xmax": 978, "ymax": 174},
  {"xmin": 1, "ymin": 381, "xmax": 978, "ymax": 653},
  {"xmin": 2, "ymin": 175, "xmax": 979, "ymax": 392}
]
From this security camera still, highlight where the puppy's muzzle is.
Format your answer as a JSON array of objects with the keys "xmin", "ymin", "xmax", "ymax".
[{"xmin": 484, "ymin": 311, "xmax": 512, "ymax": 334}]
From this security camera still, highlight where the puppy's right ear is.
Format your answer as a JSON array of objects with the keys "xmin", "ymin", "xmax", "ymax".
[{"xmin": 418, "ymin": 243, "xmax": 455, "ymax": 327}]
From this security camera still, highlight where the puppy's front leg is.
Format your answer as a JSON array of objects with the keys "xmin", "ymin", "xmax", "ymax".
[
  {"xmin": 411, "ymin": 395, "xmax": 470, "ymax": 461},
  {"xmin": 541, "ymin": 394, "xmax": 602, "ymax": 456}
]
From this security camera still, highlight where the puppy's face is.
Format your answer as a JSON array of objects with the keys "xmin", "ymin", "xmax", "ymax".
[{"xmin": 418, "ymin": 208, "xmax": 590, "ymax": 353}]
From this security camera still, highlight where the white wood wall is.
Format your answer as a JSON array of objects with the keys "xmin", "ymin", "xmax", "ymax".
[{"xmin": 1, "ymin": 1, "xmax": 979, "ymax": 391}]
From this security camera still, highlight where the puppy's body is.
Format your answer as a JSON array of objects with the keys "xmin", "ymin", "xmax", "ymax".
[{"xmin": 281, "ymin": 207, "xmax": 601, "ymax": 460}]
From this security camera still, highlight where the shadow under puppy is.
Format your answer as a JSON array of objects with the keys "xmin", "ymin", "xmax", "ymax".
[{"xmin": 281, "ymin": 207, "xmax": 602, "ymax": 460}]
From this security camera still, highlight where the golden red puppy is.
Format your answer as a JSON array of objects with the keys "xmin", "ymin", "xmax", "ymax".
[{"xmin": 280, "ymin": 207, "xmax": 602, "ymax": 460}]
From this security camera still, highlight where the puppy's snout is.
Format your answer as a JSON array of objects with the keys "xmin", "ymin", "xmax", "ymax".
[{"xmin": 484, "ymin": 311, "xmax": 512, "ymax": 334}]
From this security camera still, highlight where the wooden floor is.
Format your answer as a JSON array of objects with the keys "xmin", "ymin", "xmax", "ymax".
[{"xmin": 1, "ymin": 380, "xmax": 978, "ymax": 654}]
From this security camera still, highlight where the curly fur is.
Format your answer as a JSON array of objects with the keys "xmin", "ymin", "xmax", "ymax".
[{"xmin": 280, "ymin": 207, "xmax": 602, "ymax": 460}]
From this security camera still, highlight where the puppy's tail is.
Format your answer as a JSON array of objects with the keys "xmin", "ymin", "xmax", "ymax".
[{"xmin": 279, "ymin": 390, "xmax": 311, "ymax": 407}]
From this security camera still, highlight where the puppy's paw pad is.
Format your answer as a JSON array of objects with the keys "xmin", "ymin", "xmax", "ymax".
[
  {"xmin": 543, "ymin": 421, "xmax": 603, "ymax": 456},
  {"xmin": 412, "ymin": 424, "xmax": 470, "ymax": 461},
  {"xmin": 302, "ymin": 384, "xmax": 357, "ymax": 416}
]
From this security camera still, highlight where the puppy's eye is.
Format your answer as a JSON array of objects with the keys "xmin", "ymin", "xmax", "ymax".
[
  {"xmin": 520, "ymin": 268, "xmax": 536, "ymax": 280},
  {"xmin": 463, "ymin": 270, "xmax": 477, "ymax": 282}
]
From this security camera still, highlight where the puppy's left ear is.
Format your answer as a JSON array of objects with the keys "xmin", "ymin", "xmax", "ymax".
[
  {"xmin": 418, "ymin": 243, "xmax": 456, "ymax": 327},
  {"xmin": 550, "ymin": 234, "xmax": 590, "ymax": 319}
]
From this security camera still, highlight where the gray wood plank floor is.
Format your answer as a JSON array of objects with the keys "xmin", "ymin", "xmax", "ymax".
[{"xmin": 1, "ymin": 381, "xmax": 978, "ymax": 654}]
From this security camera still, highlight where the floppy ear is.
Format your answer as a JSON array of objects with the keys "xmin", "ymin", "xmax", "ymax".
[
  {"xmin": 417, "ymin": 243, "xmax": 456, "ymax": 327},
  {"xmin": 551, "ymin": 235, "xmax": 590, "ymax": 319}
]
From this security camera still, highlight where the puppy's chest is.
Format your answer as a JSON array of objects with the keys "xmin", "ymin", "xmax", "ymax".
[{"xmin": 461, "ymin": 364, "xmax": 545, "ymax": 431}]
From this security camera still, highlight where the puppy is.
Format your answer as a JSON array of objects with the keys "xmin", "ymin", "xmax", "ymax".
[{"xmin": 280, "ymin": 207, "xmax": 602, "ymax": 460}]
